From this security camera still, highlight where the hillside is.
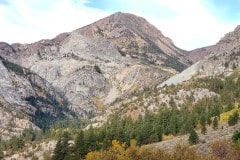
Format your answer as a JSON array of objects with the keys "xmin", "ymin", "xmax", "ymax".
[
  {"xmin": 158, "ymin": 25, "xmax": 240, "ymax": 87},
  {"xmin": 186, "ymin": 45, "xmax": 215, "ymax": 63}
]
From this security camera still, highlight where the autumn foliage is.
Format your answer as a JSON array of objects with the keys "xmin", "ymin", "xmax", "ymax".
[{"xmin": 84, "ymin": 139, "xmax": 240, "ymax": 160}]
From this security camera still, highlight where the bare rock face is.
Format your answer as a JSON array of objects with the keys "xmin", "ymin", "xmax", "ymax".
[
  {"xmin": 0, "ymin": 57, "xmax": 72, "ymax": 139},
  {"xmin": 78, "ymin": 12, "xmax": 189, "ymax": 72},
  {"xmin": 0, "ymin": 97, "xmax": 38, "ymax": 140},
  {"xmin": 0, "ymin": 12, "xmax": 190, "ymax": 121},
  {"xmin": 198, "ymin": 25, "xmax": 240, "ymax": 76}
]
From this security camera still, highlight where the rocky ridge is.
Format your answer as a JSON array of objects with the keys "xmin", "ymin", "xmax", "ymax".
[
  {"xmin": 186, "ymin": 45, "xmax": 215, "ymax": 63},
  {"xmin": 159, "ymin": 25, "xmax": 240, "ymax": 87}
]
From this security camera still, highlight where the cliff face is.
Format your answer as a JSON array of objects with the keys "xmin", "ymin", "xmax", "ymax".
[{"xmin": 0, "ymin": 56, "xmax": 73, "ymax": 139}]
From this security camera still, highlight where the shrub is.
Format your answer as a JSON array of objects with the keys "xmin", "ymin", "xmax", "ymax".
[
  {"xmin": 172, "ymin": 145, "xmax": 200, "ymax": 160},
  {"xmin": 94, "ymin": 65, "xmax": 102, "ymax": 74},
  {"xmin": 210, "ymin": 140, "xmax": 230, "ymax": 159},
  {"xmin": 232, "ymin": 129, "xmax": 240, "ymax": 144},
  {"xmin": 212, "ymin": 117, "xmax": 218, "ymax": 129}
]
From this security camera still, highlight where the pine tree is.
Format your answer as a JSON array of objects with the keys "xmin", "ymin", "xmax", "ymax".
[
  {"xmin": 228, "ymin": 111, "xmax": 239, "ymax": 126},
  {"xmin": 74, "ymin": 130, "xmax": 86, "ymax": 160},
  {"xmin": 233, "ymin": 111, "xmax": 239, "ymax": 122},
  {"xmin": 52, "ymin": 132, "xmax": 70, "ymax": 160},
  {"xmin": 232, "ymin": 129, "xmax": 240, "ymax": 144},
  {"xmin": 200, "ymin": 115, "xmax": 207, "ymax": 134},
  {"xmin": 207, "ymin": 117, "xmax": 212, "ymax": 125},
  {"xmin": 0, "ymin": 150, "xmax": 3, "ymax": 159},
  {"xmin": 212, "ymin": 117, "xmax": 218, "ymax": 130},
  {"xmin": 85, "ymin": 125, "xmax": 96, "ymax": 151},
  {"xmin": 188, "ymin": 128, "xmax": 199, "ymax": 145},
  {"xmin": 200, "ymin": 115, "xmax": 206, "ymax": 126}
]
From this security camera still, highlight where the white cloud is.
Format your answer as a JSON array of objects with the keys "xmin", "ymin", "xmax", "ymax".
[
  {"xmin": 0, "ymin": 0, "xmax": 238, "ymax": 50},
  {"xmin": 149, "ymin": 0, "xmax": 238, "ymax": 50},
  {"xmin": 0, "ymin": 0, "xmax": 110, "ymax": 44},
  {"xmin": 115, "ymin": 0, "xmax": 238, "ymax": 50}
]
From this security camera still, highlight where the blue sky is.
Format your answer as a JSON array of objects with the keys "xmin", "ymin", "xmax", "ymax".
[{"xmin": 0, "ymin": 0, "xmax": 239, "ymax": 50}]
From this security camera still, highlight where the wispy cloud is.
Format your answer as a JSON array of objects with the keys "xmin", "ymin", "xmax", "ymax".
[{"xmin": 0, "ymin": 0, "xmax": 238, "ymax": 50}]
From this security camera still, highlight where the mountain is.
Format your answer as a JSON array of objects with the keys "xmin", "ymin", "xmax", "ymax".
[
  {"xmin": 0, "ymin": 12, "xmax": 191, "ymax": 137},
  {"xmin": 78, "ymin": 12, "xmax": 189, "ymax": 69},
  {"xmin": 91, "ymin": 24, "xmax": 240, "ymax": 127},
  {"xmin": 159, "ymin": 25, "xmax": 240, "ymax": 87},
  {"xmin": 198, "ymin": 25, "xmax": 240, "ymax": 75},
  {"xmin": 186, "ymin": 45, "xmax": 215, "ymax": 63},
  {"xmin": 1, "ymin": 12, "xmax": 240, "ymax": 159},
  {"xmin": 0, "ymin": 13, "xmax": 189, "ymax": 116}
]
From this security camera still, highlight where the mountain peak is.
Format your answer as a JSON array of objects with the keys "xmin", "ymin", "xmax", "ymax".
[{"xmin": 76, "ymin": 12, "xmax": 189, "ymax": 70}]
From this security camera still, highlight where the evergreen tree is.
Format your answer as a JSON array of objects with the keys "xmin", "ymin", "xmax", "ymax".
[
  {"xmin": 200, "ymin": 115, "xmax": 207, "ymax": 134},
  {"xmin": 169, "ymin": 112, "xmax": 178, "ymax": 135},
  {"xmin": 228, "ymin": 111, "xmax": 239, "ymax": 126},
  {"xmin": 200, "ymin": 115, "xmax": 206, "ymax": 126},
  {"xmin": 74, "ymin": 130, "xmax": 86, "ymax": 160},
  {"xmin": 232, "ymin": 129, "xmax": 240, "ymax": 144},
  {"xmin": 52, "ymin": 132, "xmax": 70, "ymax": 160},
  {"xmin": 188, "ymin": 128, "xmax": 199, "ymax": 145},
  {"xmin": 0, "ymin": 150, "xmax": 3, "ymax": 160},
  {"xmin": 207, "ymin": 116, "xmax": 212, "ymax": 125},
  {"xmin": 233, "ymin": 111, "xmax": 239, "ymax": 122},
  {"xmin": 85, "ymin": 125, "xmax": 96, "ymax": 151},
  {"xmin": 212, "ymin": 117, "xmax": 218, "ymax": 130}
]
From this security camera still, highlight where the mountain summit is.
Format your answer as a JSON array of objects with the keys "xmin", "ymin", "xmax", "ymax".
[
  {"xmin": 78, "ymin": 12, "xmax": 189, "ymax": 70},
  {"xmin": 0, "ymin": 12, "xmax": 191, "ymax": 138}
]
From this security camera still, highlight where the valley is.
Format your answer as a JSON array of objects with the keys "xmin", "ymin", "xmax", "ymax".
[{"xmin": 0, "ymin": 12, "xmax": 240, "ymax": 160}]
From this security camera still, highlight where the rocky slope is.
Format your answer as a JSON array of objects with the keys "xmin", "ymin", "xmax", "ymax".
[
  {"xmin": 0, "ymin": 56, "xmax": 72, "ymax": 139},
  {"xmin": 159, "ymin": 25, "xmax": 240, "ymax": 87},
  {"xmin": 93, "ymin": 24, "xmax": 240, "ymax": 127},
  {"xmin": 0, "ymin": 12, "xmax": 190, "ymax": 123},
  {"xmin": 186, "ymin": 45, "xmax": 215, "ymax": 63},
  {"xmin": 199, "ymin": 25, "xmax": 240, "ymax": 76}
]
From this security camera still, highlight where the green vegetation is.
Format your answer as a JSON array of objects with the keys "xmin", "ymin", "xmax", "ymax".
[
  {"xmin": 163, "ymin": 56, "xmax": 187, "ymax": 72},
  {"xmin": 200, "ymin": 115, "xmax": 207, "ymax": 134},
  {"xmin": 188, "ymin": 128, "xmax": 199, "ymax": 145},
  {"xmin": 228, "ymin": 111, "xmax": 239, "ymax": 126},
  {"xmin": 1, "ymin": 58, "xmax": 24, "ymax": 75},
  {"xmin": 52, "ymin": 132, "xmax": 71, "ymax": 160},
  {"xmin": 232, "ymin": 129, "xmax": 240, "ymax": 144},
  {"xmin": 212, "ymin": 117, "xmax": 218, "ymax": 129},
  {"xmin": 0, "ymin": 136, "xmax": 25, "ymax": 152}
]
